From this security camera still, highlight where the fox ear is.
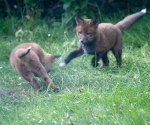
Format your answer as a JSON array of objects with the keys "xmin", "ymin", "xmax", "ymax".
[
  {"xmin": 75, "ymin": 16, "xmax": 84, "ymax": 25},
  {"xmin": 53, "ymin": 55, "xmax": 61, "ymax": 59},
  {"xmin": 91, "ymin": 18, "xmax": 98, "ymax": 26}
]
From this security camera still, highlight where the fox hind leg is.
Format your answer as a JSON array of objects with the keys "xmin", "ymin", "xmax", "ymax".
[
  {"xmin": 91, "ymin": 54, "xmax": 99, "ymax": 67},
  {"xmin": 112, "ymin": 31, "xmax": 122, "ymax": 67},
  {"xmin": 33, "ymin": 65, "xmax": 59, "ymax": 92},
  {"xmin": 28, "ymin": 54, "xmax": 59, "ymax": 92},
  {"xmin": 25, "ymin": 75, "xmax": 40, "ymax": 90},
  {"xmin": 18, "ymin": 67, "xmax": 41, "ymax": 90},
  {"xmin": 101, "ymin": 52, "xmax": 109, "ymax": 68},
  {"xmin": 91, "ymin": 52, "xmax": 106, "ymax": 67},
  {"xmin": 111, "ymin": 48, "xmax": 122, "ymax": 66}
]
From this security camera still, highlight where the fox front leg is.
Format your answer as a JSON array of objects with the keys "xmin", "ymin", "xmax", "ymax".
[
  {"xmin": 91, "ymin": 53, "xmax": 99, "ymax": 67},
  {"xmin": 91, "ymin": 52, "xmax": 106, "ymax": 68},
  {"xmin": 60, "ymin": 48, "xmax": 84, "ymax": 67}
]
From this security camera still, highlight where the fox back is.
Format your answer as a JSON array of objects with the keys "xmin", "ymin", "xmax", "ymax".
[{"xmin": 76, "ymin": 19, "xmax": 122, "ymax": 54}]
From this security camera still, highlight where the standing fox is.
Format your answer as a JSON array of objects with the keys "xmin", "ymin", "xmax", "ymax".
[
  {"xmin": 60, "ymin": 9, "xmax": 146, "ymax": 68},
  {"xmin": 10, "ymin": 42, "xmax": 60, "ymax": 92}
]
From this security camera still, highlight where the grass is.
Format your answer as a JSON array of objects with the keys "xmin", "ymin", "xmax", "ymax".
[{"xmin": 0, "ymin": 13, "xmax": 150, "ymax": 125}]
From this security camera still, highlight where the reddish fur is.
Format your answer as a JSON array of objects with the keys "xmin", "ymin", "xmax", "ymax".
[
  {"xmin": 60, "ymin": 9, "xmax": 146, "ymax": 68},
  {"xmin": 10, "ymin": 42, "xmax": 60, "ymax": 92}
]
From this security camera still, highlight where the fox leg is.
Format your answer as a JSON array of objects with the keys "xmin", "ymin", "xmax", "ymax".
[
  {"xmin": 40, "ymin": 71, "xmax": 59, "ymax": 92},
  {"xmin": 112, "ymin": 48, "xmax": 122, "ymax": 66},
  {"xmin": 101, "ymin": 52, "xmax": 109, "ymax": 68},
  {"xmin": 25, "ymin": 75, "xmax": 41, "ymax": 90},
  {"xmin": 91, "ymin": 54, "xmax": 99, "ymax": 67},
  {"xmin": 60, "ymin": 48, "xmax": 84, "ymax": 67},
  {"xmin": 28, "ymin": 54, "xmax": 59, "ymax": 92},
  {"xmin": 24, "ymin": 74, "xmax": 40, "ymax": 90},
  {"xmin": 91, "ymin": 52, "xmax": 105, "ymax": 67},
  {"xmin": 31, "ymin": 63, "xmax": 59, "ymax": 92},
  {"xmin": 17, "ymin": 66, "xmax": 41, "ymax": 90}
]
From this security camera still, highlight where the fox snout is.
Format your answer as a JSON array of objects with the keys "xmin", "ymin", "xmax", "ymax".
[{"xmin": 79, "ymin": 38, "xmax": 89, "ymax": 44}]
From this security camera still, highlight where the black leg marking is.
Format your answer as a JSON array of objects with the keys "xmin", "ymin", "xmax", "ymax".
[
  {"xmin": 101, "ymin": 52, "xmax": 109, "ymax": 67},
  {"xmin": 91, "ymin": 54, "xmax": 99, "ymax": 67},
  {"xmin": 91, "ymin": 52, "xmax": 106, "ymax": 67},
  {"xmin": 112, "ymin": 48, "xmax": 122, "ymax": 66},
  {"xmin": 62, "ymin": 48, "xmax": 84, "ymax": 65}
]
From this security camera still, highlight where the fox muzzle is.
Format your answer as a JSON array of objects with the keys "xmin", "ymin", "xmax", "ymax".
[{"xmin": 80, "ymin": 39, "xmax": 88, "ymax": 44}]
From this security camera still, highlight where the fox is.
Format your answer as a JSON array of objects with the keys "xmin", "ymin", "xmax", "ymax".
[
  {"xmin": 10, "ymin": 42, "xmax": 60, "ymax": 92},
  {"xmin": 60, "ymin": 8, "xmax": 146, "ymax": 68}
]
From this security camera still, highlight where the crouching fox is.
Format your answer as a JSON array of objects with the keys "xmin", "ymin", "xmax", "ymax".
[
  {"xmin": 10, "ymin": 42, "xmax": 60, "ymax": 92},
  {"xmin": 60, "ymin": 9, "xmax": 146, "ymax": 68}
]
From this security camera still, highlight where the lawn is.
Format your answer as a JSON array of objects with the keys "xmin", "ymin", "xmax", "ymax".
[{"xmin": 0, "ymin": 13, "xmax": 150, "ymax": 125}]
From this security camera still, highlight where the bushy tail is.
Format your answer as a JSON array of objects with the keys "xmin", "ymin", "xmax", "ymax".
[
  {"xmin": 115, "ymin": 8, "xmax": 146, "ymax": 31},
  {"xmin": 15, "ymin": 46, "xmax": 32, "ymax": 58}
]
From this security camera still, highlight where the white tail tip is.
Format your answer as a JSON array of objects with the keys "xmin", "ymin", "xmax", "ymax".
[
  {"xmin": 141, "ymin": 8, "xmax": 146, "ymax": 14},
  {"xmin": 28, "ymin": 46, "xmax": 32, "ymax": 49}
]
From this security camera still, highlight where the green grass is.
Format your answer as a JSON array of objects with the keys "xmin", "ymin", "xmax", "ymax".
[{"xmin": 0, "ymin": 14, "xmax": 150, "ymax": 125}]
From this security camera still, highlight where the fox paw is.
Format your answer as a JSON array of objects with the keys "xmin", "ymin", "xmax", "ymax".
[
  {"xmin": 59, "ymin": 61, "xmax": 66, "ymax": 67},
  {"xmin": 53, "ymin": 87, "xmax": 59, "ymax": 93}
]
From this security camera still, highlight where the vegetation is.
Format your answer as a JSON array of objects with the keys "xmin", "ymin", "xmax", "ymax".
[
  {"xmin": 0, "ymin": 1, "xmax": 150, "ymax": 125},
  {"xmin": 0, "ymin": 0, "xmax": 150, "ymax": 33}
]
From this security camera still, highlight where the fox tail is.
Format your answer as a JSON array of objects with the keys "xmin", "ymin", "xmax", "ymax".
[
  {"xmin": 15, "ymin": 46, "xmax": 32, "ymax": 58},
  {"xmin": 115, "ymin": 8, "xmax": 146, "ymax": 31}
]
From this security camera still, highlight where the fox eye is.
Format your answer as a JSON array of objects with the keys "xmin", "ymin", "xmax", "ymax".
[
  {"xmin": 87, "ymin": 32, "xmax": 91, "ymax": 35},
  {"xmin": 78, "ymin": 31, "xmax": 82, "ymax": 34}
]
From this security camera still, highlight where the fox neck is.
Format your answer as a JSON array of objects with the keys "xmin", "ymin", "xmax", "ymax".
[{"xmin": 79, "ymin": 37, "xmax": 98, "ymax": 54}]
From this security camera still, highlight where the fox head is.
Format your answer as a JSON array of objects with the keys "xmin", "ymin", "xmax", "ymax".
[
  {"xmin": 44, "ymin": 54, "xmax": 60, "ymax": 72},
  {"xmin": 75, "ymin": 16, "xmax": 98, "ymax": 44}
]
